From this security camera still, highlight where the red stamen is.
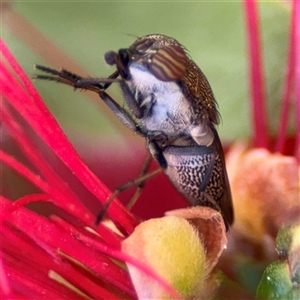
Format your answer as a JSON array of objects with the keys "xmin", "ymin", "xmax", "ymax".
[
  {"xmin": 243, "ymin": 0, "xmax": 269, "ymax": 148},
  {"xmin": 0, "ymin": 259, "xmax": 11, "ymax": 296},
  {"xmin": 295, "ymin": 0, "xmax": 300, "ymax": 161},
  {"xmin": 1, "ymin": 198, "xmax": 135, "ymax": 297},
  {"xmin": 276, "ymin": 2, "xmax": 296, "ymax": 154},
  {"xmin": 0, "ymin": 39, "xmax": 139, "ymax": 234},
  {"xmin": 0, "ymin": 148, "xmax": 96, "ymax": 225},
  {"xmin": 50, "ymin": 216, "xmax": 182, "ymax": 299}
]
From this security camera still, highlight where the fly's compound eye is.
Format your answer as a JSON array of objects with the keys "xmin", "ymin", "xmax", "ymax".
[{"xmin": 149, "ymin": 45, "xmax": 188, "ymax": 81}]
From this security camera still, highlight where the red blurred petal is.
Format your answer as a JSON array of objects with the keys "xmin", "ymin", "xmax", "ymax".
[{"xmin": 295, "ymin": 0, "xmax": 300, "ymax": 160}]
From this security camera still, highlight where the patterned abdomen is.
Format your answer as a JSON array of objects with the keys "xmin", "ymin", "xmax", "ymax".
[{"xmin": 163, "ymin": 145, "xmax": 224, "ymax": 212}]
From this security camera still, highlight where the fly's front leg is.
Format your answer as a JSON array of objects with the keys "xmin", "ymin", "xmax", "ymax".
[
  {"xmin": 98, "ymin": 90, "xmax": 146, "ymax": 137},
  {"xmin": 34, "ymin": 65, "xmax": 146, "ymax": 137},
  {"xmin": 34, "ymin": 65, "xmax": 118, "ymax": 92},
  {"xmin": 119, "ymin": 81, "xmax": 143, "ymax": 119},
  {"xmin": 75, "ymin": 70, "xmax": 120, "ymax": 90},
  {"xmin": 76, "ymin": 76, "xmax": 145, "ymax": 132}
]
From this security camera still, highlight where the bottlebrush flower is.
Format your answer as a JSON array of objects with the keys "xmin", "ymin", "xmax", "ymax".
[
  {"xmin": 0, "ymin": 39, "xmax": 227, "ymax": 299},
  {"xmin": 1, "ymin": 39, "xmax": 140, "ymax": 299}
]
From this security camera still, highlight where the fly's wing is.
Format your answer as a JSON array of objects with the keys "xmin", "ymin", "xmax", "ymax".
[
  {"xmin": 182, "ymin": 60, "xmax": 220, "ymax": 126},
  {"xmin": 211, "ymin": 126, "xmax": 234, "ymax": 226},
  {"xmin": 181, "ymin": 58, "xmax": 233, "ymax": 225}
]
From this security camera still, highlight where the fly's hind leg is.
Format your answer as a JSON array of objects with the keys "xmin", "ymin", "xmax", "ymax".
[
  {"xmin": 127, "ymin": 153, "xmax": 152, "ymax": 210},
  {"xmin": 95, "ymin": 153, "xmax": 162, "ymax": 224}
]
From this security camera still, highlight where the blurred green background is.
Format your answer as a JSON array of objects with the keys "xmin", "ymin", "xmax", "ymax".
[{"xmin": 3, "ymin": 1, "xmax": 291, "ymax": 144}]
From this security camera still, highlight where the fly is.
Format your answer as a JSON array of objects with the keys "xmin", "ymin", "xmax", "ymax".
[{"xmin": 34, "ymin": 34, "xmax": 234, "ymax": 230}]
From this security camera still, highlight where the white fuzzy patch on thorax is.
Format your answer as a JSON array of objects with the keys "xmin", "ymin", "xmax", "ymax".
[
  {"xmin": 128, "ymin": 64, "xmax": 213, "ymax": 146},
  {"xmin": 129, "ymin": 64, "xmax": 179, "ymax": 94}
]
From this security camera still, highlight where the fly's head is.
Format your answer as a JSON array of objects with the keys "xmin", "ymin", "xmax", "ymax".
[{"xmin": 104, "ymin": 34, "xmax": 188, "ymax": 82}]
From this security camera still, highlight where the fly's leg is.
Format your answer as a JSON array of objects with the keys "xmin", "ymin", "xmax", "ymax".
[
  {"xmin": 96, "ymin": 139, "xmax": 167, "ymax": 224},
  {"xmin": 34, "ymin": 65, "xmax": 118, "ymax": 91},
  {"xmin": 96, "ymin": 138, "xmax": 167, "ymax": 224},
  {"xmin": 127, "ymin": 153, "xmax": 153, "ymax": 210},
  {"xmin": 95, "ymin": 156, "xmax": 162, "ymax": 225},
  {"xmin": 98, "ymin": 90, "xmax": 145, "ymax": 137},
  {"xmin": 34, "ymin": 65, "xmax": 146, "ymax": 137}
]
